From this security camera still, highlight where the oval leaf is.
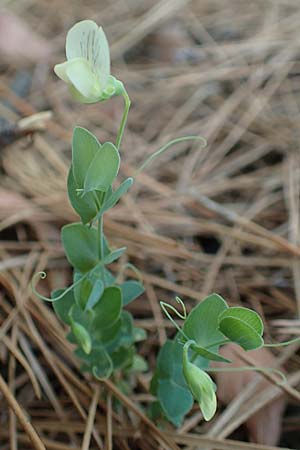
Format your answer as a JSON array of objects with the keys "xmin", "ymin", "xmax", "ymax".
[
  {"xmin": 61, "ymin": 223, "xmax": 98, "ymax": 272},
  {"xmin": 157, "ymin": 379, "xmax": 193, "ymax": 426},
  {"xmin": 218, "ymin": 316, "xmax": 264, "ymax": 350},
  {"xmin": 191, "ymin": 343, "xmax": 231, "ymax": 363},
  {"xmin": 52, "ymin": 288, "xmax": 75, "ymax": 325},
  {"xmin": 67, "ymin": 167, "xmax": 101, "ymax": 224},
  {"xmin": 183, "ymin": 294, "xmax": 228, "ymax": 368},
  {"xmin": 72, "ymin": 127, "xmax": 101, "ymax": 187},
  {"xmin": 103, "ymin": 247, "xmax": 126, "ymax": 265},
  {"xmin": 92, "ymin": 286, "xmax": 122, "ymax": 330},
  {"xmin": 84, "ymin": 142, "xmax": 120, "ymax": 194},
  {"xmin": 219, "ymin": 307, "xmax": 263, "ymax": 336},
  {"xmin": 100, "ymin": 177, "xmax": 133, "ymax": 215},
  {"xmin": 119, "ymin": 280, "xmax": 145, "ymax": 306},
  {"xmin": 85, "ymin": 279, "xmax": 104, "ymax": 311}
]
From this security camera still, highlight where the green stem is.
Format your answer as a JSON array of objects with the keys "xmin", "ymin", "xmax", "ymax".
[
  {"xmin": 98, "ymin": 215, "xmax": 104, "ymax": 260},
  {"xmin": 116, "ymin": 89, "xmax": 131, "ymax": 150},
  {"xmin": 160, "ymin": 301, "xmax": 189, "ymax": 341},
  {"xmin": 205, "ymin": 339, "xmax": 230, "ymax": 349},
  {"xmin": 207, "ymin": 366, "xmax": 287, "ymax": 385},
  {"xmin": 134, "ymin": 135, "xmax": 206, "ymax": 177},
  {"xmin": 96, "ymin": 191, "xmax": 106, "ymax": 261},
  {"xmin": 264, "ymin": 337, "xmax": 300, "ymax": 347}
]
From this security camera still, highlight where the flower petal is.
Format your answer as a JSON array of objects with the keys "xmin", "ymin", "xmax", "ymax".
[
  {"xmin": 66, "ymin": 20, "xmax": 98, "ymax": 60},
  {"xmin": 66, "ymin": 20, "xmax": 110, "ymax": 88},
  {"xmin": 93, "ymin": 26, "xmax": 110, "ymax": 88},
  {"xmin": 54, "ymin": 61, "xmax": 71, "ymax": 83},
  {"xmin": 65, "ymin": 58, "xmax": 101, "ymax": 101}
]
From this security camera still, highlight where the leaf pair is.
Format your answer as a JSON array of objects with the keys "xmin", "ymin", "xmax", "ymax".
[
  {"xmin": 183, "ymin": 293, "xmax": 264, "ymax": 353},
  {"xmin": 68, "ymin": 127, "xmax": 132, "ymax": 224},
  {"xmin": 72, "ymin": 127, "xmax": 120, "ymax": 195},
  {"xmin": 154, "ymin": 293, "xmax": 266, "ymax": 424}
]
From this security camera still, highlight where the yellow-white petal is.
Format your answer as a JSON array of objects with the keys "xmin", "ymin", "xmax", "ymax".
[
  {"xmin": 66, "ymin": 20, "xmax": 110, "ymax": 89},
  {"xmin": 65, "ymin": 58, "xmax": 100, "ymax": 99},
  {"xmin": 55, "ymin": 57, "xmax": 101, "ymax": 103},
  {"xmin": 54, "ymin": 61, "xmax": 70, "ymax": 83},
  {"xmin": 66, "ymin": 20, "xmax": 98, "ymax": 60}
]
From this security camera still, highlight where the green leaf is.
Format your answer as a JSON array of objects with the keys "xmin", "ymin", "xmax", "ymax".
[
  {"xmin": 119, "ymin": 280, "xmax": 145, "ymax": 306},
  {"xmin": 130, "ymin": 355, "xmax": 148, "ymax": 373},
  {"xmin": 72, "ymin": 127, "xmax": 101, "ymax": 188},
  {"xmin": 92, "ymin": 286, "xmax": 122, "ymax": 330},
  {"xmin": 218, "ymin": 307, "xmax": 264, "ymax": 350},
  {"xmin": 73, "ymin": 272, "xmax": 92, "ymax": 309},
  {"xmin": 61, "ymin": 223, "xmax": 98, "ymax": 272},
  {"xmin": 191, "ymin": 343, "xmax": 231, "ymax": 363},
  {"xmin": 67, "ymin": 167, "xmax": 99, "ymax": 224},
  {"xmin": 69, "ymin": 303, "xmax": 93, "ymax": 328},
  {"xmin": 133, "ymin": 327, "xmax": 147, "ymax": 342},
  {"xmin": 155, "ymin": 340, "xmax": 182, "ymax": 380},
  {"xmin": 157, "ymin": 379, "xmax": 193, "ymax": 426},
  {"xmin": 51, "ymin": 288, "xmax": 75, "ymax": 325},
  {"xmin": 100, "ymin": 178, "xmax": 133, "ymax": 214},
  {"xmin": 103, "ymin": 247, "xmax": 126, "ymax": 265},
  {"xmin": 85, "ymin": 279, "xmax": 104, "ymax": 311},
  {"xmin": 219, "ymin": 307, "xmax": 263, "ymax": 335},
  {"xmin": 111, "ymin": 346, "xmax": 134, "ymax": 370},
  {"xmin": 183, "ymin": 293, "xmax": 228, "ymax": 367},
  {"xmin": 76, "ymin": 346, "xmax": 113, "ymax": 379},
  {"xmin": 83, "ymin": 142, "xmax": 120, "ymax": 194}
]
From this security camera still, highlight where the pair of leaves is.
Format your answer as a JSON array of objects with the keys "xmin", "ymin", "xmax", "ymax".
[
  {"xmin": 72, "ymin": 127, "xmax": 120, "ymax": 195},
  {"xmin": 183, "ymin": 293, "xmax": 264, "ymax": 354},
  {"xmin": 183, "ymin": 293, "xmax": 229, "ymax": 368},
  {"xmin": 68, "ymin": 128, "xmax": 132, "ymax": 224}
]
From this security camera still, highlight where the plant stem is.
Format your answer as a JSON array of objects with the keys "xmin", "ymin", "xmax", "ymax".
[
  {"xmin": 134, "ymin": 135, "xmax": 206, "ymax": 176},
  {"xmin": 98, "ymin": 215, "xmax": 104, "ymax": 261},
  {"xmin": 116, "ymin": 88, "xmax": 131, "ymax": 150},
  {"xmin": 205, "ymin": 339, "xmax": 230, "ymax": 349}
]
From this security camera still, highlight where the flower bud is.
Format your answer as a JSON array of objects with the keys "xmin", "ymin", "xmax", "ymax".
[{"xmin": 183, "ymin": 340, "xmax": 217, "ymax": 421}]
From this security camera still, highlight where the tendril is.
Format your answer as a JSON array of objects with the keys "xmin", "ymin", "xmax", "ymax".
[
  {"xmin": 134, "ymin": 136, "xmax": 206, "ymax": 177},
  {"xmin": 207, "ymin": 366, "xmax": 287, "ymax": 386},
  {"xmin": 160, "ymin": 298, "xmax": 189, "ymax": 341},
  {"xmin": 31, "ymin": 271, "xmax": 88, "ymax": 302},
  {"xmin": 264, "ymin": 337, "xmax": 300, "ymax": 347},
  {"xmin": 117, "ymin": 262, "xmax": 143, "ymax": 285}
]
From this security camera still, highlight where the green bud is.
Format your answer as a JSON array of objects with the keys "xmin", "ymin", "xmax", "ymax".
[
  {"xmin": 183, "ymin": 340, "xmax": 217, "ymax": 421},
  {"xmin": 72, "ymin": 322, "xmax": 92, "ymax": 354}
]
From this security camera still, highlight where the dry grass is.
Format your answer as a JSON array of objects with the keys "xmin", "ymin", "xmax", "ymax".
[{"xmin": 1, "ymin": 0, "xmax": 300, "ymax": 448}]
